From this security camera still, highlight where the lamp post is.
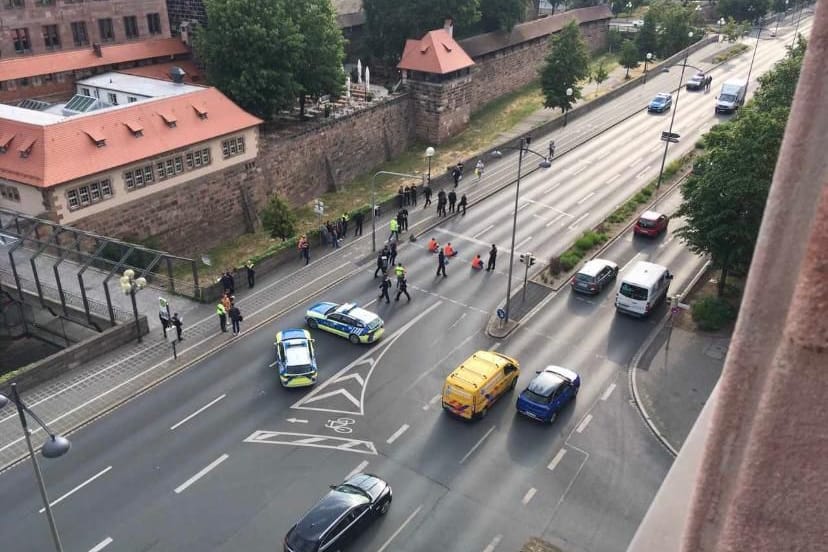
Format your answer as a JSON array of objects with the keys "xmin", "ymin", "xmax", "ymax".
[
  {"xmin": 655, "ymin": 31, "xmax": 693, "ymax": 193},
  {"xmin": 563, "ymin": 87, "xmax": 573, "ymax": 126},
  {"xmin": 745, "ymin": 15, "xmax": 763, "ymax": 94},
  {"xmin": 425, "ymin": 146, "xmax": 435, "ymax": 186},
  {"xmin": 774, "ymin": 0, "xmax": 788, "ymax": 36},
  {"xmin": 718, "ymin": 17, "xmax": 726, "ymax": 41},
  {"xmin": 0, "ymin": 384, "xmax": 71, "ymax": 552},
  {"xmin": 503, "ymin": 138, "xmax": 551, "ymax": 323},
  {"xmin": 119, "ymin": 268, "xmax": 147, "ymax": 343},
  {"xmin": 791, "ymin": 0, "xmax": 803, "ymax": 48},
  {"xmin": 643, "ymin": 52, "xmax": 653, "ymax": 82},
  {"xmin": 370, "ymin": 171, "xmax": 426, "ymax": 252}
]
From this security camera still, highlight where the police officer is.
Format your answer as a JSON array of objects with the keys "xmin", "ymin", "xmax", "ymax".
[
  {"xmin": 423, "ymin": 185, "xmax": 433, "ymax": 208},
  {"xmin": 459, "ymin": 194, "xmax": 468, "ymax": 216},
  {"xmin": 171, "ymin": 312, "xmax": 183, "ymax": 342},
  {"xmin": 448, "ymin": 190, "xmax": 457, "ymax": 213},
  {"xmin": 216, "ymin": 301, "xmax": 227, "ymax": 333},
  {"xmin": 245, "ymin": 260, "xmax": 255, "ymax": 288},
  {"xmin": 374, "ymin": 247, "xmax": 389, "ymax": 278},
  {"xmin": 394, "ymin": 262, "xmax": 406, "ymax": 288},
  {"xmin": 437, "ymin": 248, "xmax": 447, "ymax": 277},
  {"xmin": 395, "ymin": 278, "xmax": 411, "ymax": 302},
  {"xmin": 353, "ymin": 211, "xmax": 364, "ymax": 236},
  {"xmin": 379, "ymin": 274, "xmax": 392, "ymax": 304},
  {"xmin": 486, "ymin": 244, "xmax": 498, "ymax": 271}
]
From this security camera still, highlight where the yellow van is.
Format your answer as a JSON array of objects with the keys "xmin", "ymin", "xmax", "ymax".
[{"xmin": 442, "ymin": 350, "xmax": 520, "ymax": 420}]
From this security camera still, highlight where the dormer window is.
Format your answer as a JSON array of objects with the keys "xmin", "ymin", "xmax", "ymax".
[
  {"xmin": 18, "ymin": 137, "xmax": 36, "ymax": 158},
  {"xmin": 0, "ymin": 133, "xmax": 14, "ymax": 154},
  {"xmin": 125, "ymin": 121, "xmax": 144, "ymax": 138},
  {"xmin": 192, "ymin": 105, "xmax": 208, "ymax": 120},
  {"xmin": 159, "ymin": 111, "xmax": 177, "ymax": 128},
  {"xmin": 83, "ymin": 129, "xmax": 106, "ymax": 148}
]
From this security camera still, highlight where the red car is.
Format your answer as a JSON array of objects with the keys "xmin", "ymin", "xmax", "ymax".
[{"xmin": 634, "ymin": 210, "xmax": 669, "ymax": 237}]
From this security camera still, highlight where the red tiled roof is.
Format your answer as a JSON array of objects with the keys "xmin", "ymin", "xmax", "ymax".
[
  {"xmin": 0, "ymin": 87, "xmax": 262, "ymax": 188},
  {"xmin": 397, "ymin": 29, "xmax": 475, "ymax": 75},
  {"xmin": 118, "ymin": 60, "xmax": 203, "ymax": 83},
  {"xmin": 0, "ymin": 39, "xmax": 190, "ymax": 82}
]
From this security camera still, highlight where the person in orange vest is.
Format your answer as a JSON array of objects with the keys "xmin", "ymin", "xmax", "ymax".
[
  {"xmin": 471, "ymin": 254, "xmax": 483, "ymax": 270},
  {"xmin": 428, "ymin": 237, "xmax": 440, "ymax": 253},
  {"xmin": 443, "ymin": 242, "xmax": 457, "ymax": 257}
]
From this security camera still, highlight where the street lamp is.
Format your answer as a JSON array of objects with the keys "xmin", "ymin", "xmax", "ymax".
[
  {"xmin": 119, "ymin": 268, "xmax": 147, "ymax": 343},
  {"xmin": 643, "ymin": 52, "xmax": 653, "ymax": 82},
  {"xmin": 791, "ymin": 0, "xmax": 803, "ymax": 48},
  {"xmin": 746, "ymin": 15, "xmax": 763, "ymax": 93},
  {"xmin": 718, "ymin": 17, "xmax": 726, "ymax": 41},
  {"xmin": 655, "ymin": 31, "xmax": 693, "ymax": 193},
  {"xmin": 425, "ymin": 146, "xmax": 435, "ymax": 186},
  {"xmin": 774, "ymin": 0, "xmax": 788, "ymax": 36},
  {"xmin": 0, "ymin": 384, "xmax": 71, "ymax": 552},
  {"xmin": 503, "ymin": 137, "xmax": 551, "ymax": 323},
  {"xmin": 370, "ymin": 171, "xmax": 426, "ymax": 252},
  {"xmin": 563, "ymin": 87, "xmax": 573, "ymax": 126}
]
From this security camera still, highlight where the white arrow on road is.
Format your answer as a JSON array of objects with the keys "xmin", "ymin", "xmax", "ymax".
[{"xmin": 286, "ymin": 418, "xmax": 308, "ymax": 424}]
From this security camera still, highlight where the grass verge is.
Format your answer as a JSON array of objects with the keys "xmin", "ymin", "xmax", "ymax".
[{"xmin": 712, "ymin": 43, "xmax": 750, "ymax": 63}]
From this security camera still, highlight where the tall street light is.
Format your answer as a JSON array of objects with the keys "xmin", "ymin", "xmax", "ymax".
[
  {"xmin": 563, "ymin": 87, "xmax": 573, "ymax": 126},
  {"xmin": 0, "ymin": 384, "xmax": 71, "ymax": 552},
  {"xmin": 370, "ymin": 171, "xmax": 426, "ymax": 252},
  {"xmin": 774, "ymin": 0, "xmax": 788, "ymax": 36},
  {"xmin": 643, "ymin": 52, "xmax": 653, "ymax": 82},
  {"xmin": 718, "ymin": 17, "xmax": 726, "ymax": 41},
  {"xmin": 791, "ymin": 0, "xmax": 803, "ymax": 48},
  {"xmin": 425, "ymin": 146, "xmax": 435, "ymax": 186},
  {"xmin": 745, "ymin": 16, "xmax": 764, "ymax": 94},
  {"xmin": 119, "ymin": 268, "xmax": 147, "ymax": 343},
  {"xmin": 503, "ymin": 137, "xmax": 551, "ymax": 322},
  {"xmin": 655, "ymin": 31, "xmax": 693, "ymax": 193}
]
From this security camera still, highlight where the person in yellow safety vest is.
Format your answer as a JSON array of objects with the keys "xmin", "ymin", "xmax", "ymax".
[
  {"xmin": 389, "ymin": 218, "xmax": 400, "ymax": 241},
  {"xmin": 471, "ymin": 254, "xmax": 483, "ymax": 270},
  {"xmin": 428, "ymin": 237, "xmax": 440, "ymax": 253},
  {"xmin": 216, "ymin": 302, "xmax": 228, "ymax": 333},
  {"xmin": 394, "ymin": 263, "xmax": 406, "ymax": 288}
]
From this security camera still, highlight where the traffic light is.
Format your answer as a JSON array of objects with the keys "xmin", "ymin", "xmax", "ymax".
[
  {"xmin": 520, "ymin": 253, "xmax": 536, "ymax": 266},
  {"xmin": 520, "ymin": 253, "xmax": 526, "ymax": 264},
  {"xmin": 528, "ymin": 254, "xmax": 536, "ymax": 266}
]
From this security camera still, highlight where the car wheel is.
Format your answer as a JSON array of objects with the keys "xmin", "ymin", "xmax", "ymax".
[
  {"xmin": 307, "ymin": 318, "xmax": 318, "ymax": 329},
  {"xmin": 379, "ymin": 497, "xmax": 391, "ymax": 515},
  {"xmin": 348, "ymin": 333, "xmax": 360, "ymax": 344},
  {"xmin": 548, "ymin": 411, "xmax": 558, "ymax": 424}
]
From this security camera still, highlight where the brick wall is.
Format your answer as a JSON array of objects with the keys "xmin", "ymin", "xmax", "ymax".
[
  {"xmin": 406, "ymin": 75, "xmax": 473, "ymax": 144},
  {"xmin": 166, "ymin": 0, "xmax": 207, "ymax": 35}
]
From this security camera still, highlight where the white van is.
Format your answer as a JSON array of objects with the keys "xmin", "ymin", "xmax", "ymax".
[
  {"xmin": 715, "ymin": 78, "xmax": 747, "ymax": 114},
  {"xmin": 615, "ymin": 261, "xmax": 673, "ymax": 317}
]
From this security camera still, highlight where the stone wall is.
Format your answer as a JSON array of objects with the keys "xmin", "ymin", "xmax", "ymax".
[
  {"xmin": 166, "ymin": 0, "xmax": 208, "ymax": 36},
  {"xmin": 407, "ymin": 75, "xmax": 474, "ymax": 144}
]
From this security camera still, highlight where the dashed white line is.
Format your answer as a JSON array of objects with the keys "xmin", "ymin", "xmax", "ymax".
[
  {"xmin": 628, "ymin": 156, "xmax": 643, "ymax": 168},
  {"xmin": 577, "ymin": 191, "xmax": 595, "ymax": 205},
  {"xmin": 517, "ymin": 202, "xmax": 531, "ymax": 211},
  {"xmin": 636, "ymin": 165, "xmax": 652, "ymax": 179},
  {"xmin": 515, "ymin": 236, "xmax": 533, "ymax": 250},
  {"xmin": 449, "ymin": 312, "xmax": 467, "ymax": 330},
  {"xmin": 376, "ymin": 505, "xmax": 423, "ymax": 552},
  {"xmin": 547, "ymin": 449, "xmax": 567, "ymax": 471},
  {"xmin": 483, "ymin": 534, "xmax": 503, "ymax": 552},
  {"xmin": 567, "ymin": 213, "xmax": 590, "ymax": 230},
  {"xmin": 174, "ymin": 454, "xmax": 228, "ymax": 494},
  {"xmin": 576, "ymin": 414, "xmax": 593, "ymax": 433},
  {"xmin": 651, "ymin": 143, "xmax": 663, "ymax": 153},
  {"xmin": 521, "ymin": 487, "xmax": 538, "ymax": 505},
  {"xmin": 39, "ymin": 466, "xmax": 112, "ymax": 513},
  {"xmin": 347, "ymin": 460, "xmax": 370, "ymax": 479},
  {"xmin": 422, "ymin": 393, "xmax": 442, "ymax": 410},
  {"xmin": 170, "ymin": 394, "xmax": 226, "ymax": 430},
  {"xmin": 571, "ymin": 165, "xmax": 586, "ymax": 176},
  {"xmin": 473, "ymin": 224, "xmax": 495, "ymax": 239},
  {"xmin": 601, "ymin": 383, "xmax": 617, "ymax": 401},
  {"xmin": 89, "ymin": 537, "xmax": 113, "ymax": 552},
  {"xmin": 460, "ymin": 426, "xmax": 495, "ymax": 464},
  {"xmin": 620, "ymin": 252, "xmax": 642, "ymax": 272},
  {"xmin": 545, "ymin": 213, "xmax": 566, "ymax": 227},
  {"xmin": 489, "ymin": 342, "xmax": 502, "ymax": 351},
  {"xmin": 386, "ymin": 424, "xmax": 410, "ymax": 444},
  {"xmin": 544, "ymin": 182, "xmax": 561, "ymax": 193},
  {"xmin": 605, "ymin": 173, "xmax": 621, "ymax": 184}
]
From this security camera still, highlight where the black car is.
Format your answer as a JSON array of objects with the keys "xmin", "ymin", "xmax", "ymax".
[{"xmin": 284, "ymin": 473, "xmax": 392, "ymax": 552}]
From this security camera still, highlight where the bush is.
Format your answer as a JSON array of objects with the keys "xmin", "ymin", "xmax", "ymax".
[
  {"xmin": 560, "ymin": 251, "xmax": 581, "ymax": 271},
  {"xmin": 260, "ymin": 195, "xmax": 297, "ymax": 240},
  {"xmin": 691, "ymin": 296, "xmax": 737, "ymax": 331}
]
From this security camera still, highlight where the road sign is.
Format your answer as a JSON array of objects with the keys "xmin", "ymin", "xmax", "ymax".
[
  {"xmin": 314, "ymin": 200, "xmax": 325, "ymax": 215},
  {"xmin": 661, "ymin": 131, "xmax": 680, "ymax": 143},
  {"xmin": 496, "ymin": 308, "xmax": 507, "ymax": 320}
]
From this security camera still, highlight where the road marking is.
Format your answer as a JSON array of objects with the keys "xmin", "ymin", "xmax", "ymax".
[
  {"xmin": 406, "ymin": 332, "xmax": 479, "ymax": 393},
  {"xmin": 483, "ymin": 534, "xmax": 503, "ymax": 552},
  {"xmin": 544, "ymin": 182, "xmax": 561, "ymax": 193},
  {"xmin": 515, "ymin": 236, "xmax": 533, "ymax": 250},
  {"xmin": 517, "ymin": 202, "xmax": 531, "ymax": 211},
  {"xmin": 571, "ymin": 165, "xmax": 586, "ymax": 176},
  {"xmin": 636, "ymin": 165, "xmax": 652, "ymax": 179},
  {"xmin": 620, "ymin": 253, "xmax": 642, "ymax": 272},
  {"xmin": 386, "ymin": 424, "xmax": 410, "ymax": 444},
  {"xmin": 547, "ymin": 449, "xmax": 567, "ymax": 471},
  {"xmin": 89, "ymin": 537, "xmax": 113, "ymax": 552},
  {"xmin": 244, "ymin": 430, "xmax": 378, "ymax": 455},
  {"xmin": 268, "ymin": 361, "xmax": 277, "ymax": 368},
  {"xmin": 286, "ymin": 418, "xmax": 308, "ymax": 423},
  {"xmin": 605, "ymin": 173, "xmax": 621, "ymax": 185},
  {"xmin": 521, "ymin": 487, "xmax": 538, "ymax": 505},
  {"xmin": 658, "ymin": 234, "xmax": 676, "ymax": 248},
  {"xmin": 449, "ymin": 312, "xmax": 467, "ymax": 330},
  {"xmin": 575, "ymin": 414, "xmax": 593, "ymax": 433},
  {"xmin": 567, "ymin": 212, "xmax": 589, "ymax": 230},
  {"xmin": 347, "ymin": 460, "xmax": 370, "ymax": 479},
  {"xmin": 376, "ymin": 505, "xmax": 423, "ymax": 552},
  {"xmin": 170, "ymin": 394, "xmax": 226, "ymax": 430},
  {"xmin": 651, "ymin": 143, "xmax": 663, "ymax": 153},
  {"xmin": 577, "ymin": 191, "xmax": 595, "ymax": 205},
  {"xmin": 545, "ymin": 213, "xmax": 566, "ymax": 228},
  {"xmin": 429, "ymin": 394, "xmax": 442, "ymax": 405},
  {"xmin": 174, "ymin": 454, "xmax": 228, "ymax": 494},
  {"xmin": 473, "ymin": 224, "xmax": 495, "ymax": 239},
  {"xmin": 523, "ymin": 199, "xmax": 572, "ymax": 216},
  {"xmin": 460, "ymin": 426, "xmax": 495, "ymax": 464},
  {"xmin": 489, "ymin": 342, "xmax": 502, "ymax": 351},
  {"xmin": 601, "ymin": 383, "xmax": 617, "ymax": 401},
  {"xmin": 628, "ymin": 156, "xmax": 643, "ymax": 168},
  {"xmin": 39, "ymin": 466, "xmax": 112, "ymax": 513}
]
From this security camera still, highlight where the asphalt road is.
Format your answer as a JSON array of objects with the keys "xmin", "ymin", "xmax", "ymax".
[{"xmin": 0, "ymin": 22, "xmax": 808, "ymax": 552}]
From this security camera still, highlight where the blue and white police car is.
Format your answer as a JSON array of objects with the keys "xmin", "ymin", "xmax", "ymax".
[
  {"xmin": 275, "ymin": 328, "xmax": 318, "ymax": 388},
  {"xmin": 305, "ymin": 302, "xmax": 384, "ymax": 344}
]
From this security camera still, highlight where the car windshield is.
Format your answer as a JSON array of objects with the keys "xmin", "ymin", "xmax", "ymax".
[
  {"xmin": 619, "ymin": 283, "xmax": 649, "ymax": 301},
  {"xmin": 522, "ymin": 389, "xmax": 554, "ymax": 404},
  {"xmin": 720, "ymin": 93, "xmax": 736, "ymax": 102},
  {"xmin": 638, "ymin": 217, "xmax": 658, "ymax": 228},
  {"xmin": 324, "ymin": 305, "xmax": 338, "ymax": 315},
  {"xmin": 575, "ymin": 273, "xmax": 594, "ymax": 282},
  {"xmin": 287, "ymin": 531, "xmax": 318, "ymax": 552},
  {"xmin": 335, "ymin": 484, "xmax": 371, "ymax": 500}
]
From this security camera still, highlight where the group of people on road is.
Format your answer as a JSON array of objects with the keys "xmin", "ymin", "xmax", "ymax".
[
  {"xmin": 435, "ymin": 189, "xmax": 468, "ymax": 217},
  {"xmin": 216, "ymin": 290, "xmax": 243, "ymax": 336},
  {"xmin": 426, "ymin": 240, "xmax": 496, "ymax": 277},
  {"xmin": 398, "ymin": 185, "xmax": 418, "ymax": 208}
]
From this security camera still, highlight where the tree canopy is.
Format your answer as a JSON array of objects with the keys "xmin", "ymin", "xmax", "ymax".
[
  {"xmin": 480, "ymin": 0, "xmax": 530, "ymax": 33},
  {"xmin": 540, "ymin": 21, "xmax": 591, "ymax": 112},
  {"xmin": 717, "ymin": 0, "xmax": 771, "ymax": 22},
  {"xmin": 635, "ymin": 13, "xmax": 659, "ymax": 57},
  {"xmin": 620, "ymin": 39, "xmax": 640, "ymax": 78},
  {"xmin": 261, "ymin": 195, "xmax": 297, "ymax": 240}
]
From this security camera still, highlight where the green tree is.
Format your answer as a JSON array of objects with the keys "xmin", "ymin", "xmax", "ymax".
[
  {"xmin": 635, "ymin": 13, "xmax": 659, "ymax": 58},
  {"xmin": 656, "ymin": 2, "xmax": 697, "ymax": 57},
  {"xmin": 717, "ymin": 0, "xmax": 770, "ymax": 22},
  {"xmin": 480, "ymin": 0, "xmax": 529, "ymax": 32},
  {"xmin": 195, "ymin": 0, "xmax": 302, "ymax": 120},
  {"xmin": 261, "ymin": 195, "xmax": 297, "ymax": 240},
  {"xmin": 591, "ymin": 61, "xmax": 609, "ymax": 93},
  {"xmin": 751, "ymin": 38, "xmax": 806, "ymax": 110},
  {"xmin": 540, "ymin": 20, "xmax": 591, "ymax": 113},
  {"xmin": 288, "ymin": 0, "xmax": 346, "ymax": 118},
  {"xmin": 619, "ymin": 40, "xmax": 640, "ymax": 78},
  {"xmin": 723, "ymin": 17, "xmax": 742, "ymax": 42}
]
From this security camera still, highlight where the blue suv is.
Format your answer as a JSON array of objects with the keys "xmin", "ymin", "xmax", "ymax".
[{"xmin": 516, "ymin": 366, "xmax": 580, "ymax": 423}]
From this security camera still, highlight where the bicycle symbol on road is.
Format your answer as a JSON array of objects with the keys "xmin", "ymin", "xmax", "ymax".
[{"xmin": 325, "ymin": 417, "xmax": 356, "ymax": 434}]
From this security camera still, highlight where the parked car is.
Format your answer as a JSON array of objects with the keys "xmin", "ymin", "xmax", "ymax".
[
  {"xmin": 305, "ymin": 302, "xmax": 384, "ymax": 344},
  {"xmin": 685, "ymin": 71, "xmax": 705, "ymax": 91},
  {"xmin": 571, "ymin": 259, "xmax": 619, "ymax": 295},
  {"xmin": 515, "ymin": 366, "xmax": 581, "ymax": 423},
  {"xmin": 284, "ymin": 473, "xmax": 392, "ymax": 552},
  {"xmin": 275, "ymin": 328, "xmax": 317, "ymax": 388},
  {"xmin": 634, "ymin": 210, "xmax": 669, "ymax": 237},
  {"xmin": 648, "ymin": 93, "xmax": 673, "ymax": 113}
]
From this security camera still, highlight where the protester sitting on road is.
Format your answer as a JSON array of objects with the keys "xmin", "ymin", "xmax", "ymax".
[
  {"xmin": 471, "ymin": 254, "xmax": 483, "ymax": 270},
  {"xmin": 443, "ymin": 242, "xmax": 457, "ymax": 257},
  {"xmin": 428, "ymin": 237, "xmax": 440, "ymax": 253}
]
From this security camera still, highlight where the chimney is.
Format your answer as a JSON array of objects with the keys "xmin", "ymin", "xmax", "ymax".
[
  {"xmin": 92, "ymin": 42, "xmax": 102, "ymax": 57},
  {"xmin": 169, "ymin": 66, "xmax": 186, "ymax": 84},
  {"xmin": 443, "ymin": 18, "xmax": 454, "ymax": 37}
]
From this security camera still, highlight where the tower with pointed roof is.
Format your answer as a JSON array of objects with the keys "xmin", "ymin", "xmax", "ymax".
[{"xmin": 397, "ymin": 20, "xmax": 475, "ymax": 144}]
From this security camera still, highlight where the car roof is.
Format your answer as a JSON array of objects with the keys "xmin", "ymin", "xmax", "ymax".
[
  {"xmin": 654, "ymin": 93, "xmax": 671, "ymax": 99},
  {"xmin": 279, "ymin": 328, "xmax": 309, "ymax": 341},
  {"xmin": 294, "ymin": 490, "xmax": 366, "ymax": 542},
  {"xmin": 448, "ymin": 351, "xmax": 518, "ymax": 391},
  {"xmin": 578, "ymin": 259, "xmax": 615, "ymax": 277},
  {"xmin": 338, "ymin": 305, "xmax": 379, "ymax": 324},
  {"xmin": 639, "ymin": 210, "xmax": 664, "ymax": 221},
  {"xmin": 284, "ymin": 341, "xmax": 312, "ymax": 366},
  {"xmin": 527, "ymin": 370, "xmax": 565, "ymax": 397},
  {"xmin": 621, "ymin": 261, "xmax": 669, "ymax": 288}
]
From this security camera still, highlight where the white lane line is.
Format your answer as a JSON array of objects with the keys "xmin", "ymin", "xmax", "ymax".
[
  {"xmin": 567, "ymin": 213, "xmax": 589, "ymax": 230},
  {"xmin": 89, "ymin": 537, "xmax": 113, "ymax": 552},
  {"xmin": 605, "ymin": 173, "xmax": 621, "ymax": 185},
  {"xmin": 347, "ymin": 460, "xmax": 370, "ymax": 479},
  {"xmin": 473, "ymin": 224, "xmax": 495, "ymax": 239},
  {"xmin": 460, "ymin": 426, "xmax": 495, "ymax": 464},
  {"xmin": 547, "ymin": 449, "xmax": 567, "ymax": 471},
  {"xmin": 577, "ymin": 191, "xmax": 595, "ymax": 205},
  {"xmin": 170, "ymin": 394, "xmax": 226, "ymax": 430},
  {"xmin": 601, "ymin": 383, "xmax": 617, "ymax": 401},
  {"xmin": 544, "ymin": 182, "xmax": 561, "ymax": 193},
  {"xmin": 517, "ymin": 202, "xmax": 531, "ymax": 211},
  {"xmin": 39, "ymin": 466, "xmax": 112, "ymax": 513},
  {"xmin": 620, "ymin": 252, "xmax": 642, "ymax": 272},
  {"xmin": 515, "ymin": 236, "xmax": 533, "ymax": 250},
  {"xmin": 521, "ymin": 487, "xmax": 538, "ymax": 506},
  {"xmin": 575, "ymin": 414, "xmax": 593, "ymax": 434},
  {"xmin": 449, "ymin": 312, "xmax": 467, "ymax": 330},
  {"xmin": 571, "ymin": 165, "xmax": 586, "ymax": 176},
  {"xmin": 545, "ymin": 213, "xmax": 566, "ymax": 228},
  {"xmin": 489, "ymin": 342, "xmax": 502, "ymax": 351},
  {"xmin": 483, "ymin": 534, "xmax": 503, "ymax": 552},
  {"xmin": 376, "ymin": 504, "xmax": 423, "ymax": 552},
  {"xmin": 386, "ymin": 424, "xmax": 410, "ymax": 444},
  {"xmin": 174, "ymin": 454, "xmax": 228, "ymax": 494},
  {"xmin": 651, "ymin": 143, "xmax": 663, "ymax": 153},
  {"xmin": 422, "ymin": 394, "xmax": 442, "ymax": 410},
  {"xmin": 628, "ymin": 157, "xmax": 643, "ymax": 168},
  {"xmin": 636, "ymin": 165, "xmax": 652, "ymax": 179}
]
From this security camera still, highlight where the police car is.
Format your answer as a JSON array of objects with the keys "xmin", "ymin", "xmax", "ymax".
[
  {"xmin": 275, "ymin": 328, "xmax": 318, "ymax": 388},
  {"xmin": 305, "ymin": 302, "xmax": 384, "ymax": 344}
]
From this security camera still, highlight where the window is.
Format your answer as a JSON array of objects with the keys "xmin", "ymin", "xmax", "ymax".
[
  {"xmin": 185, "ymin": 148, "xmax": 211, "ymax": 170},
  {"xmin": 221, "ymin": 136, "xmax": 246, "ymax": 159},
  {"xmin": 127, "ymin": 96, "xmax": 137, "ymax": 103},
  {"xmin": 98, "ymin": 18, "xmax": 114, "ymax": 42},
  {"xmin": 66, "ymin": 178, "xmax": 113, "ymax": 210},
  {"xmin": 0, "ymin": 184, "xmax": 21, "ymax": 202},
  {"xmin": 147, "ymin": 13, "xmax": 162, "ymax": 35},
  {"xmin": 42, "ymin": 25, "xmax": 61, "ymax": 49},
  {"xmin": 107, "ymin": 92, "xmax": 118, "ymax": 105},
  {"xmin": 123, "ymin": 16, "xmax": 139, "ymax": 39},
  {"xmin": 6, "ymin": 0, "xmax": 24, "ymax": 8},
  {"xmin": 81, "ymin": 87, "xmax": 91, "ymax": 97},
  {"xmin": 71, "ymin": 22, "xmax": 89, "ymax": 46},
  {"xmin": 13, "ymin": 29, "xmax": 31, "ymax": 54}
]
